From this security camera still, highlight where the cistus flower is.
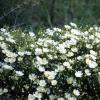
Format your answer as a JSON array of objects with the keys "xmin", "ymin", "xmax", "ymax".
[
  {"xmin": 90, "ymin": 50, "xmax": 97, "ymax": 56},
  {"xmin": 51, "ymin": 80, "xmax": 57, "ymax": 86},
  {"xmin": 28, "ymin": 94, "xmax": 35, "ymax": 100},
  {"xmin": 39, "ymin": 80, "xmax": 46, "ymax": 87},
  {"xmin": 46, "ymin": 28, "xmax": 54, "ymax": 36},
  {"xmin": 95, "ymin": 32, "xmax": 100, "ymax": 38},
  {"xmin": 3, "ymin": 88, "xmax": 8, "ymax": 93},
  {"xmin": 33, "ymin": 91, "xmax": 42, "ymax": 99},
  {"xmin": 15, "ymin": 71, "xmax": 24, "ymax": 76},
  {"xmin": 85, "ymin": 69, "xmax": 91, "ymax": 76},
  {"xmin": 75, "ymin": 71, "xmax": 83, "ymax": 78},
  {"xmin": 67, "ymin": 77, "xmax": 74, "ymax": 84},
  {"xmin": 29, "ymin": 31, "xmax": 35, "ymax": 37},
  {"xmin": 58, "ymin": 97, "xmax": 64, "ymax": 100},
  {"xmin": 73, "ymin": 89, "xmax": 80, "ymax": 96},
  {"xmin": 44, "ymin": 71, "xmax": 57, "ymax": 80},
  {"xmin": 0, "ymin": 36, "xmax": 4, "ymax": 40},
  {"xmin": 35, "ymin": 48, "xmax": 43, "ymax": 55},
  {"xmin": 88, "ymin": 61, "xmax": 98, "ymax": 68},
  {"xmin": 70, "ymin": 22, "xmax": 77, "ymax": 28},
  {"xmin": 38, "ymin": 66, "xmax": 45, "ymax": 72},
  {"xmin": 29, "ymin": 74, "xmax": 36, "ymax": 81},
  {"xmin": 2, "ymin": 64, "xmax": 13, "ymax": 70},
  {"xmin": 86, "ymin": 58, "xmax": 92, "ymax": 64}
]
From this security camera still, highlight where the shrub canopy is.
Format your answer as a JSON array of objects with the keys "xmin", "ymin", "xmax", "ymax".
[{"xmin": 0, "ymin": 23, "xmax": 100, "ymax": 99}]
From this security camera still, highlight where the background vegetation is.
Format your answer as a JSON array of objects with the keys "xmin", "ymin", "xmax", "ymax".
[{"xmin": 0, "ymin": 0, "xmax": 100, "ymax": 30}]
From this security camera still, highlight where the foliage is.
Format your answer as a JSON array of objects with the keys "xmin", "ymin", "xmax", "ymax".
[{"xmin": 0, "ymin": 0, "xmax": 100, "ymax": 29}]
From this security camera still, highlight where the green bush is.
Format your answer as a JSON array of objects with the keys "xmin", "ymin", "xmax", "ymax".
[{"xmin": 0, "ymin": 23, "xmax": 100, "ymax": 99}]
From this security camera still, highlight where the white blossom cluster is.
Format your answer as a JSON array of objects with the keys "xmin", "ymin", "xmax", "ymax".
[{"xmin": 0, "ymin": 23, "xmax": 100, "ymax": 100}]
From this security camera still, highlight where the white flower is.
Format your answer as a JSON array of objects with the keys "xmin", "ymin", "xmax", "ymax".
[
  {"xmin": 75, "ymin": 71, "xmax": 83, "ymax": 78},
  {"xmin": 67, "ymin": 77, "xmax": 74, "ymax": 84},
  {"xmin": 2, "ymin": 64, "xmax": 13, "ymax": 70},
  {"xmin": 29, "ymin": 74, "xmax": 36, "ymax": 81},
  {"xmin": 21, "ymin": 32, "xmax": 25, "ymax": 37},
  {"xmin": 18, "ymin": 57, "xmax": 23, "ymax": 61},
  {"xmin": 69, "ymin": 38, "xmax": 77, "ymax": 45},
  {"xmin": 33, "ymin": 91, "xmax": 42, "ymax": 99},
  {"xmin": 0, "ymin": 36, "xmax": 4, "ymax": 40},
  {"xmin": 48, "ymin": 54, "xmax": 53, "ymax": 59},
  {"xmin": 57, "ymin": 44, "xmax": 66, "ymax": 54},
  {"xmin": 90, "ymin": 55, "xmax": 96, "ymax": 60},
  {"xmin": 65, "ymin": 93, "xmax": 71, "ymax": 99},
  {"xmin": 36, "ymin": 56, "xmax": 42, "ymax": 62},
  {"xmin": 43, "ymin": 48, "xmax": 49, "ymax": 52},
  {"xmin": 0, "ymin": 42, "xmax": 7, "ymax": 49},
  {"xmin": 49, "ymin": 95, "xmax": 55, "ymax": 100},
  {"xmin": 44, "ymin": 71, "xmax": 56, "ymax": 80},
  {"xmin": 71, "ymin": 47, "xmax": 78, "ymax": 52},
  {"xmin": 28, "ymin": 94, "xmax": 35, "ymax": 100},
  {"xmin": 2, "ymin": 50, "xmax": 17, "ymax": 58},
  {"xmin": 35, "ymin": 48, "xmax": 42, "ymax": 55},
  {"xmin": 86, "ymin": 56, "xmax": 98, "ymax": 68},
  {"xmin": 30, "ymin": 44, "xmax": 34, "ymax": 48},
  {"xmin": 46, "ymin": 28, "xmax": 54, "ymax": 36},
  {"xmin": 85, "ymin": 69, "xmax": 91, "ymax": 76},
  {"xmin": 57, "ymin": 65, "xmax": 65, "ymax": 71},
  {"xmin": 3, "ymin": 88, "xmax": 8, "ymax": 93},
  {"xmin": 63, "ymin": 62, "xmax": 72, "ymax": 69},
  {"xmin": 90, "ymin": 50, "xmax": 97, "ymax": 56},
  {"xmin": 88, "ymin": 61, "xmax": 98, "ymax": 68},
  {"xmin": 77, "ymin": 56, "xmax": 82, "ymax": 60},
  {"xmin": 85, "ymin": 58, "xmax": 91, "ymax": 65},
  {"xmin": 67, "ymin": 52, "xmax": 74, "ymax": 57},
  {"xmin": 36, "ymin": 56, "xmax": 48, "ymax": 65},
  {"xmin": 84, "ymin": 31, "xmax": 88, "ymax": 36},
  {"xmin": 38, "ymin": 66, "xmax": 45, "ymax": 72},
  {"xmin": 53, "ymin": 28, "xmax": 61, "ymax": 32},
  {"xmin": 70, "ymin": 22, "xmax": 77, "ymax": 28},
  {"xmin": 15, "ymin": 71, "xmax": 24, "ymax": 76},
  {"xmin": 95, "ymin": 32, "xmax": 100, "ymax": 38},
  {"xmin": 86, "ymin": 44, "xmax": 92, "ymax": 49},
  {"xmin": 0, "ymin": 89, "xmax": 3, "ymax": 95},
  {"xmin": 4, "ymin": 32, "xmax": 10, "ymax": 36},
  {"xmin": 71, "ymin": 29, "xmax": 81, "ymax": 35},
  {"xmin": 24, "ymin": 85, "xmax": 29, "ymax": 90},
  {"xmin": 58, "ymin": 97, "xmax": 65, "ymax": 100},
  {"xmin": 0, "ymin": 28, "xmax": 6, "ymax": 32},
  {"xmin": 11, "ymin": 86, "xmax": 15, "ymax": 90},
  {"xmin": 89, "ymin": 35, "xmax": 94, "ymax": 39},
  {"xmin": 39, "ymin": 80, "xmax": 46, "ymax": 87},
  {"xmin": 29, "ymin": 31, "xmax": 35, "ymax": 37},
  {"xmin": 64, "ymin": 25, "xmax": 71, "ymax": 29},
  {"xmin": 65, "ymin": 93, "xmax": 77, "ymax": 100},
  {"xmin": 73, "ymin": 89, "xmax": 80, "ymax": 96},
  {"xmin": 4, "ymin": 57, "xmax": 16, "ymax": 63},
  {"xmin": 95, "ymin": 38, "xmax": 99, "ymax": 43},
  {"xmin": 37, "ymin": 86, "xmax": 46, "ymax": 92},
  {"xmin": 51, "ymin": 80, "xmax": 57, "ymax": 85},
  {"xmin": 25, "ymin": 51, "xmax": 31, "ymax": 55},
  {"xmin": 6, "ymin": 38, "xmax": 15, "ymax": 43},
  {"xmin": 18, "ymin": 51, "xmax": 25, "ymax": 56}
]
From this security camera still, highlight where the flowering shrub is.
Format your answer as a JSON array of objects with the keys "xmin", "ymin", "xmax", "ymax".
[{"xmin": 0, "ymin": 23, "xmax": 100, "ymax": 100}]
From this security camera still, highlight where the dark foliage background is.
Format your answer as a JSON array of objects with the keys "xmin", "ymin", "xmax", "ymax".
[{"xmin": 0, "ymin": 0, "xmax": 100, "ymax": 29}]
